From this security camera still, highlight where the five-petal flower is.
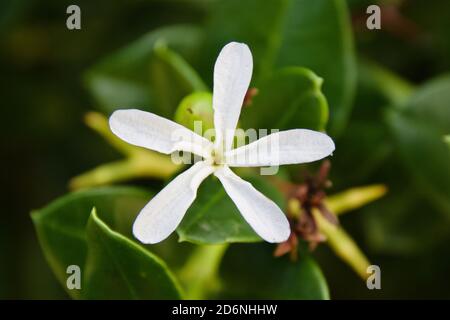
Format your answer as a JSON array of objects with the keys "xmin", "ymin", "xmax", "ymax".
[{"xmin": 109, "ymin": 42, "xmax": 335, "ymax": 244}]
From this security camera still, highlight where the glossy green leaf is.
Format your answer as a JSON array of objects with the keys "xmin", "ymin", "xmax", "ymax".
[
  {"xmin": 84, "ymin": 25, "xmax": 203, "ymax": 114},
  {"xmin": 83, "ymin": 209, "xmax": 182, "ymax": 299},
  {"xmin": 240, "ymin": 67, "xmax": 328, "ymax": 131},
  {"xmin": 202, "ymin": 0, "xmax": 355, "ymax": 135},
  {"xmin": 199, "ymin": 0, "xmax": 285, "ymax": 81},
  {"xmin": 219, "ymin": 243, "xmax": 329, "ymax": 299},
  {"xmin": 386, "ymin": 76, "xmax": 450, "ymax": 216},
  {"xmin": 32, "ymin": 187, "xmax": 147, "ymax": 297},
  {"xmin": 274, "ymin": 0, "xmax": 356, "ymax": 134},
  {"xmin": 177, "ymin": 173, "xmax": 285, "ymax": 244},
  {"xmin": 31, "ymin": 186, "xmax": 184, "ymax": 299}
]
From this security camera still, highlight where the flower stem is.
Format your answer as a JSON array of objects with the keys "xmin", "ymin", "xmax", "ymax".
[
  {"xmin": 314, "ymin": 184, "xmax": 387, "ymax": 279},
  {"xmin": 84, "ymin": 111, "xmax": 138, "ymax": 157},
  {"xmin": 325, "ymin": 184, "xmax": 387, "ymax": 216},
  {"xmin": 69, "ymin": 112, "xmax": 181, "ymax": 189},
  {"xmin": 314, "ymin": 209, "xmax": 371, "ymax": 280},
  {"xmin": 178, "ymin": 244, "xmax": 229, "ymax": 300},
  {"xmin": 69, "ymin": 153, "xmax": 180, "ymax": 190}
]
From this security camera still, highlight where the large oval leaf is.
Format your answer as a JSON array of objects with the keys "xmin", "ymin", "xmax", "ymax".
[
  {"xmin": 219, "ymin": 243, "xmax": 329, "ymax": 299},
  {"xmin": 177, "ymin": 174, "xmax": 285, "ymax": 244},
  {"xmin": 83, "ymin": 209, "xmax": 182, "ymax": 299},
  {"xmin": 31, "ymin": 186, "xmax": 183, "ymax": 299}
]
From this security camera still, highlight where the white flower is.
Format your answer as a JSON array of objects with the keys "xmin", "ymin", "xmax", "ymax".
[{"xmin": 109, "ymin": 42, "xmax": 335, "ymax": 244}]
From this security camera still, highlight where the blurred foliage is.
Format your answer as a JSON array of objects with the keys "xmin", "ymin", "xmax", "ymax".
[
  {"xmin": 1, "ymin": 0, "xmax": 450, "ymax": 299},
  {"xmin": 219, "ymin": 243, "xmax": 329, "ymax": 299}
]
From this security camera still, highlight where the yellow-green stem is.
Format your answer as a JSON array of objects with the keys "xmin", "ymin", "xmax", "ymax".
[
  {"xmin": 84, "ymin": 111, "xmax": 138, "ymax": 157},
  {"xmin": 178, "ymin": 244, "xmax": 229, "ymax": 300},
  {"xmin": 69, "ymin": 153, "xmax": 180, "ymax": 190},
  {"xmin": 326, "ymin": 185, "xmax": 387, "ymax": 216},
  {"xmin": 314, "ymin": 210, "xmax": 371, "ymax": 280}
]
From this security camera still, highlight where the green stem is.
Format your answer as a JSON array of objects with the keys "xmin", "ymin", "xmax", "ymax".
[
  {"xmin": 84, "ymin": 111, "xmax": 138, "ymax": 157},
  {"xmin": 326, "ymin": 184, "xmax": 387, "ymax": 216},
  {"xmin": 70, "ymin": 111, "xmax": 182, "ymax": 189},
  {"xmin": 178, "ymin": 244, "xmax": 229, "ymax": 300},
  {"xmin": 314, "ymin": 210, "xmax": 371, "ymax": 280},
  {"xmin": 69, "ymin": 153, "xmax": 180, "ymax": 190},
  {"xmin": 154, "ymin": 41, "xmax": 209, "ymax": 92}
]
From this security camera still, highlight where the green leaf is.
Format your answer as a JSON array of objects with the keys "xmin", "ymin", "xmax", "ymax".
[
  {"xmin": 177, "ymin": 173, "xmax": 285, "ymax": 244},
  {"xmin": 150, "ymin": 43, "xmax": 208, "ymax": 117},
  {"xmin": 274, "ymin": 0, "xmax": 356, "ymax": 135},
  {"xmin": 84, "ymin": 25, "xmax": 203, "ymax": 114},
  {"xmin": 32, "ymin": 187, "xmax": 146, "ymax": 297},
  {"xmin": 199, "ymin": 0, "xmax": 286, "ymax": 82},
  {"xmin": 31, "ymin": 186, "xmax": 184, "ymax": 299},
  {"xmin": 202, "ymin": 0, "xmax": 356, "ymax": 135},
  {"xmin": 240, "ymin": 67, "xmax": 328, "ymax": 131},
  {"xmin": 386, "ymin": 76, "xmax": 450, "ymax": 216},
  {"xmin": 219, "ymin": 243, "xmax": 329, "ymax": 299},
  {"xmin": 83, "ymin": 209, "xmax": 182, "ymax": 299}
]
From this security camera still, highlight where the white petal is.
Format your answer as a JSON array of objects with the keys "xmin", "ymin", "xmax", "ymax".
[
  {"xmin": 225, "ymin": 129, "xmax": 335, "ymax": 167},
  {"xmin": 214, "ymin": 166, "xmax": 290, "ymax": 243},
  {"xmin": 133, "ymin": 161, "xmax": 214, "ymax": 244},
  {"xmin": 110, "ymin": 109, "xmax": 213, "ymax": 158},
  {"xmin": 213, "ymin": 42, "xmax": 253, "ymax": 151}
]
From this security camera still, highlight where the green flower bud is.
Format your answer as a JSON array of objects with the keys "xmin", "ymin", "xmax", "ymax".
[{"xmin": 174, "ymin": 91, "xmax": 214, "ymax": 132}]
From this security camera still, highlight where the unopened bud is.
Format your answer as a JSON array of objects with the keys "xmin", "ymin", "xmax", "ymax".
[{"xmin": 174, "ymin": 92, "xmax": 214, "ymax": 132}]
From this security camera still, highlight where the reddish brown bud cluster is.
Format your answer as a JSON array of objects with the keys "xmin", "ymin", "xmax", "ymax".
[{"xmin": 274, "ymin": 160, "xmax": 338, "ymax": 260}]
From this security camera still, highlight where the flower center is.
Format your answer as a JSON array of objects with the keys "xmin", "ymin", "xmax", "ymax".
[{"xmin": 208, "ymin": 148, "xmax": 224, "ymax": 167}]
